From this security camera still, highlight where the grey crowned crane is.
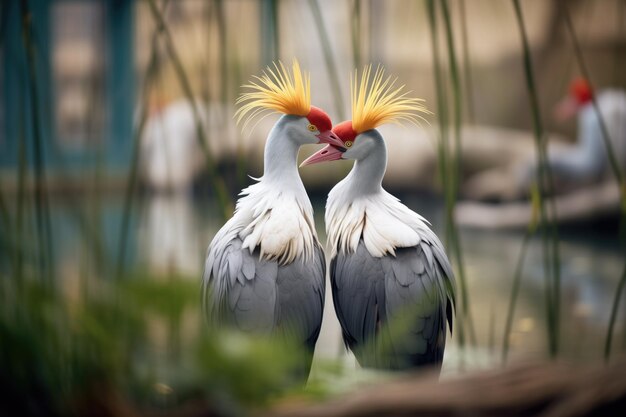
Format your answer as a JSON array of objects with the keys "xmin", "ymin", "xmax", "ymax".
[
  {"xmin": 549, "ymin": 78, "xmax": 626, "ymax": 184},
  {"xmin": 201, "ymin": 60, "xmax": 342, "ymax": 378},
  {"xmin": 303, "ymin": 66, "xmax": 456, "ymax": 371}
]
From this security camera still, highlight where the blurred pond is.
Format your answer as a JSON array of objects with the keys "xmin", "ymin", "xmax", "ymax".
[{"xmin": 41, "ymin": 191, "xmax": 625, "ymax": 375}]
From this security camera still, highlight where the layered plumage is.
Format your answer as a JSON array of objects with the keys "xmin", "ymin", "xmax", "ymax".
[
  {"xmin": 202, "ymin": 60, "xmax": 337, "ymax": 378},
  {"xmin": 305, "ymin": 66, "xmax": 455, "ymax": 371}
]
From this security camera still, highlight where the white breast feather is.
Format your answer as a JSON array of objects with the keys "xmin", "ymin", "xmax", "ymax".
[
  {"xmin": 228, "ymin": 180, "xmax": 318, "ymax": 264},
  {"xmin": 326, "ymin": 188, "xmax": 435, "ymax": 258}
]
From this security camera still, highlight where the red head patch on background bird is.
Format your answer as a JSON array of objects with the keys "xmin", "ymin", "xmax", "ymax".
[
  {"xmin": 569, "ymin": 77, "xmax": 593, "ymax": 105},
  {"xmin": 554, "ymin": 77, "xmax": 594, "ymax": 122}
]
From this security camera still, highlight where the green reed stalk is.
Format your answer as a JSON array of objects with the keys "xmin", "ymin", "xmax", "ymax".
[
  {"xmin": 0, "ymin": 182, "xmax": 8, "ymax": 234},
  {"xmin": 512, "ymin": 0, "xmax": 561, "ymax": 358},
  {"xmin": 502, "ymin": 230, "xmax": 532, "ymax": 364},
  {"xmin": 202, "ymin": 0, "xmax": 213, "ymax": 108},
  {"xmin": 116, "ymin": 3, "xmax": 165, "ymax": 279},
  {"xmin": 146, "ymin": 0, "xmax": 232, "ymax": 220},
  {"xmin": 425, "ymin": 0, "xmax": 450, "ymax": 242},
  {"xmin": 562, "ymin": 4, "xmax": 626, "ymax": 361},
  {"xmin": 605, "ymin": 265, "xmax": 626, "ymax": 360},
  {"xmin": 458, "ymin": 0, "xmax": 475, "ymax": 124},
  {"xmin": 308, "ymin": 0, "xmax": 345, "ymax": 121},
  {"xmin": 426, "ymin": 0, "xmax": 466, "ymax": 348},
  {"xmin": 565, "ymin": 3, "xmax": 626, "ymax": 362},
  {"xmin": 351, "ymin": 0, "xmax": 362, "ymax": 70},
  {"xmin": 15, "ymin": 101, "xmax": 27, "ymax": 285},
  {"xmin": 20, "ymin": 0, "xmax": 54, "ymax": 285},
  {"xmin": 440, "ymin": 0, "xmax": 461, "ymax": 196},
  {"xmin": 563, "ymin": 8, "xmax": 625, "ymax": 209},
  {"xmin": 0, "ymin": 184, "xmax": 12, "ymax": 275},
  {"xmin": 614, "ymin": 2, "xmax": 624, "ymax": 88},
  {"xmin": 440, "ymin": 0, "xmax": 476, "ymax": 346},
  {"xmin": 215, "ymin": 0, "xmax": 228, "ymax": 107},
  {"xmin": 563, "ymin": 9, "xmax": 624, "ymax": 191},
  {"xmin": 0, "ymin": 0, "xmax": 8, "ymax": 230}
]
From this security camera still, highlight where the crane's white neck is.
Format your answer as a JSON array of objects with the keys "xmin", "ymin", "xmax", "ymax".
[
  {"xmin": 326, "ymin": 136, "xmax": 433, "ymax": 257},
  {"xmin": 228, "ymin": 116, "xmax": 317, "ymax": 264},
  {"xmin": 262, "ymin": 116, "xmax": 305, "ymax": 191},
  {"xmin": 343, "ymin": 138, "xmax": 387, "ymax": 196}
]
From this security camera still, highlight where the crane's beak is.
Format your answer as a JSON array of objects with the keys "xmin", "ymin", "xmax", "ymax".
[
  {"xmin": 300, "ymin": 145, "xmax": 344, "ymax": 167},
  {"xmin": 316, "ymin": 130, "xmax": 344, "ymax": 147}
]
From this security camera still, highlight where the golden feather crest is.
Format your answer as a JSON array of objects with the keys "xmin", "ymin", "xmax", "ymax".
[
  {"xmin": 235, "ymin": 59, "xmax": 311, "ymax": 130},
  {"xmin": 351, "ymin": 65, "xmax": 430, "ymax": 134}
]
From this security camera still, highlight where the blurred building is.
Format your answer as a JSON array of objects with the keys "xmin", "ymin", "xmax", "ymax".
[
  {"xmin": 0, "ymin": 0, "xmax": 134, "ymax": 172},
  {"xmin": 1, "ymin": 0, "xmax": 624, "ymax": 189}
]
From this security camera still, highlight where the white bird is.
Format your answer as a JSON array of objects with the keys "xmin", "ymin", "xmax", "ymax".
[
  {"xmin": 202, "ymin": 60, "xmax": 343, "ymax": 377},
  {"xmin": 549, "ymin": 78, "xmax": 626, "ymax": 185},
  {"xmin": 302, "ymin": 66, "xmax": 456, "ymax": 371},
  {"xmin": 141, "ymin": 99, "xmax": 206, "ymax": 191}
]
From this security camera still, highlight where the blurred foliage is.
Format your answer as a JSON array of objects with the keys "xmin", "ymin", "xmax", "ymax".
[{"xmin": 0, "ymin": 274, "xmax": 315, "ymax": 416}]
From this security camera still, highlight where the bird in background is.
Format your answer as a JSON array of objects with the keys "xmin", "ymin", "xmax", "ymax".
[
  {"xmin": 202, "ymin": 59, "xmax": 342, "ymax": 377},
  {"xmin": 302, "ymin": 66, "xmax": 456, "ymax": 371},
  {"xmin": 548, "ymin": 78, "xmax": 626, "ymax": 184}
]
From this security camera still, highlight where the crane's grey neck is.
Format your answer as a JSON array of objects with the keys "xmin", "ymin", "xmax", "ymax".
[
  {"xmin": 344, "ymin": 137, "xmax": 387, "ymax": 196},
  {"xmin": 262, "ymin": 116, "xmax": 304, "ymax": 190}
]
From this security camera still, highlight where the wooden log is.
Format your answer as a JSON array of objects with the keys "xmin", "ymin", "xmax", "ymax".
[
  {"xmin": 456, "ymin": 180, "xmax": 621, "ymax": 230},
  {"xmin": 264, "ymin": 359, "xmax": 626, "ymax": 417}
]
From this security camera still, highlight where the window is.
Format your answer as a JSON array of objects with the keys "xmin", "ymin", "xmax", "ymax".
[{"xmin": 52, "ymin": 1, "xmax": 106, "ymax": 148}]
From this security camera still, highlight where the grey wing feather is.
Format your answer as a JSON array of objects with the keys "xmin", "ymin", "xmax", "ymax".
[
  {"xmin": 275, "ymin": 244, "xmax": 326, "ymax": 352},
  {"xmin": 202, "ymin": 236, "xmax": 278, "ymax": 333},
  {"xmin": 202, "ymin": 229, "xmax": 326, "ymax": 355},
  {"xmin": 382, "ymin": 244, "xmax": 448, "ymax": 368},
  {"xmin": 332, "ymin": 238, "xmax": 455, "ymax": 370},
  {"xmin": 331, "ymin": 243, "xmax": 386, "ymax": 357}
]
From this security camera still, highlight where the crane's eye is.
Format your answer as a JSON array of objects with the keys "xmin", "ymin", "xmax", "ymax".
[
  {"xmin": 344, "ymin": 141, "xmax": 353, "ymax": 148},
  {"xmin": 307, "ymin": 124, "xmax": 317, "ymax": 132}
]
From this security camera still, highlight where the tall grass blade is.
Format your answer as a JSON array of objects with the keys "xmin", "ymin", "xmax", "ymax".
[
  {"xmin": 0, "ymin": 1, "xmax": 6, "ymax": 48},
  {"xmin": 0, "ymin": 183, "xmax": 11, "ymax": 275},
  {"xmin": 605, "ymin": 265, "xmax": 626, "ymax": 360},
  {"xmin": 146, "ymin": 0, "xmax": 232, "ymax": 219},
  {"xmin": 15, "ymin": 96, "xmax": 28, "ymax": 285},
  {"xmin": 612, "ymin": 1, "xmax": 624, "ymax": 87},
  {"xmin": 201, "ymin": 0, "xmax": 213, "ymax": 107},
  {"xmin": 20, "ymin": 0, "xmax": 54, "ymax": 286},
  {"xmin": 215, "ymin": 0, "xmax": 228, "ymax": 107},
  {"xmin": 260, "ymin": 0, "xmax": 280, "ymax": 64},
  {"xmin": 425, "ymin": 0, "xmax": 466, "ymax": 347},
  {"xmin": 116, "ymin": 1, "xmax": 167, "ymax": 279},
  {"xmin": 512, "ymin": 0, "xmax": 561, "ymax": 358},
  {"xmin": 307, "ymin": 0, "xmax": 345, "ymax": 121},
  {"xmin": 351, "ymin": 0, "xmax": 362, "ymax": 70},
  {"xmin": 502, "ymin": 230, "xmax": 532, "ymax": 364},
  {"xmin": 425, "ymin": 0, "xmax": 449, "ymax": 242},
  {"xmin": 440, "ymin": 0, "xmax": 476, "ymax": 346},
  {"xmin": 458, "ymin": 0, "xmax": 475, "ymax": 124},
  {"xmin": 561, "ymin": 2, "xmax": 626, "ymax": 362},
  {"xmin": 563, "ymin": 7, "xmax": 623, "ymax": 187},
  {"xmin": 563, "ymin": 6, "xmax": 625, "ymax": 222},
  {"xmin": 0, "ymin": 181, "xmax": 8, "ymax": 233}
]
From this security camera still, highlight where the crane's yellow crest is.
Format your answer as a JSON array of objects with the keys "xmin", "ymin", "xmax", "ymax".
[
  {"xmin": 235, "ymin": 59, "xmax": 311, "ymax": 130},
  {"xmin": 351, "ymin": 65, "xmax": 430, "ymax": 134}
]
